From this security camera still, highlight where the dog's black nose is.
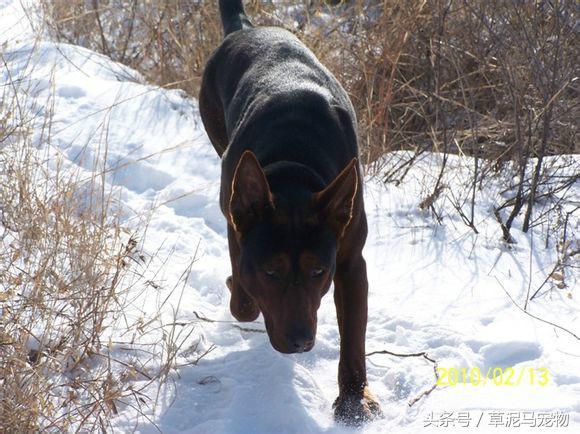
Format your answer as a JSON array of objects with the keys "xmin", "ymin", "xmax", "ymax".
[{"xmin": 287, "ymin": 330, "xmax": 314, "ymax": 353}]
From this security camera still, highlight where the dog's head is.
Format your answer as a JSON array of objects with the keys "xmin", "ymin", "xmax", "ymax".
[{"xmin": 228, "ymin": 151, "xmax": 358, "ymax": 354}]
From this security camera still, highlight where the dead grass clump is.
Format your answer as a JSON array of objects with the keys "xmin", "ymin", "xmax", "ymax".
[
  {"xmin": 41, "ymin": 0, "xmax": 578, "ymax": 239},
  {"xmin": 0, "ymin": 74, "xmax": 204, "ymax": 431},
  {"xmin": 0, "ymin": 92, "xmax": 135, "ymax": 429},
  {"xmin": 43, "ymin": 0, "xmax": 223, "ymax": 95},
  {"xmin": 42, "ymin": 0, "xmax": 578, "ymax": 166}
]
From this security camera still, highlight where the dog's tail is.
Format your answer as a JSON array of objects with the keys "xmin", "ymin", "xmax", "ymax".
[{"xmin": 219, "ymin": 0, "xmax": 252, "ymax": 36}]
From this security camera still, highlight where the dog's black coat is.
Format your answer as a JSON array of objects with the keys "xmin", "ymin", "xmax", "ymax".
[
  {"xmin": 200, "ymin": 21, "xmax": 358, "ymax": 194},
  {"xmin": 199, "ymin": 0, "xmax": 381, "ymax": 424}
]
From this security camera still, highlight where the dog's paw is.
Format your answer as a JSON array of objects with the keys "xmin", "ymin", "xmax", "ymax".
[
  {"xmin": 226, "ymin": 276, "xmax": 260, "ymax": 322},
  {"xmin": 333, "ymin": 387, "xmax": 382, "ymax": 426}
]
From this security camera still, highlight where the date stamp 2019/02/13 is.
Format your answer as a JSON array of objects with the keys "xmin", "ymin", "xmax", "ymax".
[{"xmin": 436, "ymin": 367, "xmax": 550, "ymax": 387}]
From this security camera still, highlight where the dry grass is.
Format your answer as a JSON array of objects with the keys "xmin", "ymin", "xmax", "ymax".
[
  {"xmin": 41, "ymin": 0, "xmax": 578, "ymax": 240},
  {"xmin": 0, "ymin": 50, "xmax": 204, "ymax": 432},
  {"xmin": 42, "ymin": 0, "xmax": 578, "ymax": 166},
  {"xmin": 1, "ymin": 98, "xmax": 126, "ymax": 429}
]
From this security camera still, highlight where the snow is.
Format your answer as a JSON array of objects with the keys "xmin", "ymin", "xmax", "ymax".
[{"xmin": 1, "ymin": 1, "xmax": 579, "ymax": 433}]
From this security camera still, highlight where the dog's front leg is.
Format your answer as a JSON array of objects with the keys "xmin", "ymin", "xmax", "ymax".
[
  {"xmin": 226, "ymin": 225, "xmax": 260, "ymax": 322},
  {"xmin": 333, "ymin": 254, "xmax": 381, "ymax": 425}
]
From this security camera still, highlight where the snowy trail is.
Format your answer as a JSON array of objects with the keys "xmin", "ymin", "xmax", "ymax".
[{"xmin": 2, "ymin": 2, "xmax": 579, "ymax": 432}]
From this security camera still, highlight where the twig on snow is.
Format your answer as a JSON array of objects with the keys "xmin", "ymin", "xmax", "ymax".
[
  {"xmin": 495, "ymin": 278, "xmax": 579, "ymax": 340},
  {"xmin": 193, "ymin": 311, "xmax": 266, "ymax": 334},
  {"xmin": 366, "ymin": 348, "xmax": 440, "ymax": 407}
]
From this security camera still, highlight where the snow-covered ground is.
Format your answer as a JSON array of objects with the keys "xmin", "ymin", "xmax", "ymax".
[{"xmin": 2, "ymin": 1, "xmax": 579, "ymax": 433}]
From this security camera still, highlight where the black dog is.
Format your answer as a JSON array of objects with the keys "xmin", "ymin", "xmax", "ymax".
[{"xmin": 199, "ymin": 0, "xmax": 381, "ymax": 424}]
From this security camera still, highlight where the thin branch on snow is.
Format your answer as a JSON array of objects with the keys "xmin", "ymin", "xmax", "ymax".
[
  {"xmin": 366, "ymin": 349, "xmax": 440, "ymax": 407},
  {"xmin": 495, "ymin": 278, "xmax": 580, "ymax": 340},
  {"xmin": 193, "ymin": 311, "xmax": 266, "ymax": 334}
]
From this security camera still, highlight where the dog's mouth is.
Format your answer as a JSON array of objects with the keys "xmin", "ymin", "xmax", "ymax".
[
  {"xmin": 264, "ymin": 318, "xmax": 316, "ymax": 354},
  {"xmin": 270, "ymin": 336, "xmax": 316, "ymax": 354}
]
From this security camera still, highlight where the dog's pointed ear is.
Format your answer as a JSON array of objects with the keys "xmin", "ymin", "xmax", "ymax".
[
  {"xmin": 313, "ymin": 158, "xmax": 358, "ymax": 238},
  {"xmin": 229, "ymin": 150, "xmax": 274, "ymax": 232}
]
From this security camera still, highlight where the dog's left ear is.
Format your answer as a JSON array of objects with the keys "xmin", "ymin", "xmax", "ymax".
[
  {"xmin": 229, "ymin": 150, "xmax": 274, "ymax": 232},
  {"xmin": 313, "ymin": 158, "xmax": 358, "ymax": 238}
]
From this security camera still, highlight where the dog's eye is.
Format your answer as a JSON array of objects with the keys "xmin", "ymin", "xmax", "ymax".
[{"xmin": 311, "ymin": 268, "xmax": 325, "ymax": 278}]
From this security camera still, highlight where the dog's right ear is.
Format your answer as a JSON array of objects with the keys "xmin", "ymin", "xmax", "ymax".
[
  {"xmin": 229, "ymin": 151, "xmax": 274, "ymax": 232},
  {"xmin": 312, "ymin": 158, "xmax": 358, "ymax": 239}
]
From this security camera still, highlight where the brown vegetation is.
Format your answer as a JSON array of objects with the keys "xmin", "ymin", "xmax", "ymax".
[
  {"xmin": 0, "ymin": 52, "xmax": 204, "ymax": 432},
  {"xmin": 42, "ymin": 0, "xmax": 578, "ymax": 164},
  {"xmin": 42, "ymin": 0, "xmax": 579, "ymax": 239}
]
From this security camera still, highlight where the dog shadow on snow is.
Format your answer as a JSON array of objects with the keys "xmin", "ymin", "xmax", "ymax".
[{"xmin": 138, "ymin": 337, "xmax": 356, "ymax": 434}]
